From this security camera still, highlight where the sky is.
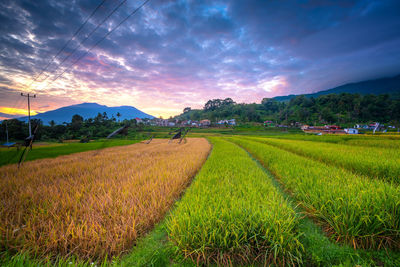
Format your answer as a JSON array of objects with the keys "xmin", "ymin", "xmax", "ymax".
[{"xmin": 1, "ymin": 0, "xmax": 400, "ymax": 119}]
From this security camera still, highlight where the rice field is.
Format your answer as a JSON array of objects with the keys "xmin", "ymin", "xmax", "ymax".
[
  {"xmin": 167, "ymin": 138, "xmax": 303, "ymax": 266},
  {"xmin": 1, "ymin": 134, "xmax": 400, "ymax": 266},
  {"xmin": 270, "ymin": 133, "xmax": 400, "ymax": 149},
  {"xmin": 0, "ymin": 138, "xmax": 211, "ymax": 261},
  {"xmin": 245, "ymin": 136, "xmax": 400, "ymax": 183},
  {"xmin": 230, "ymin": 137, "xmax": 400, "ymax": 250}
]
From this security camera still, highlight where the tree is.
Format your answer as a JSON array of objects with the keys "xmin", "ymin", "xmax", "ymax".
[
  {"xmin": 222, "ymin": 98, "xmax": 235, "ymax": 106},
  {"xmin": 71, "ymin": 114, "xmax": 84, "ymax": 131},
  {"xmin": 261, "ymin": 98, "xmax": 280, "ymax": 113},
  {"xmin": 183, "ymin": 107, "xmax": 191, "ymax": 113},
  {"xmin": 116, "ymin": 112, "xmax": 121, "ymax": 122}
]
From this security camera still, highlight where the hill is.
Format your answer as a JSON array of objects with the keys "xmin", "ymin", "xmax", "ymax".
[
  {"xmin": 273, "ymin": 74, "xmax": 400, "ymax": 101},
  {"xmin": 18, "ymin": 103, "xmax": 154, "ymax": 125}
]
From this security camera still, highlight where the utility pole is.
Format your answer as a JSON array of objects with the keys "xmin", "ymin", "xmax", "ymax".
[
  {"xmin": 5, "ymin": 120, "xmax": 9, "ymax": 143},
  {"xmin": 21, "ymin": 93, "xmax": 36, "ymax": 137}
]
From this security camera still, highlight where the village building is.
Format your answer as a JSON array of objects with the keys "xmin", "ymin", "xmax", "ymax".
[
  {"xmin": 228, "ymin": 119, "xmax": 236, "ymax": 125},
  {"xmin": 302, "ymin": 125, "xmax": 345, "ymax": 134},
  {"xmin": 200, "ymin": 119, "xmax": 211, "ymax": 127},
  {"xmin": 344, "ymin": 128, "xmax": 359, "ymax": 134}
]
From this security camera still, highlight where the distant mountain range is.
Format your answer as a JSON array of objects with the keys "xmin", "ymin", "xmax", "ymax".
[
  {"xmin": 273, "ymin": 74, "xmax": 400, "ymax": 101},
  {"xmin": 18, "ymin": 103, "xmax": 154, "ymax": 125}
]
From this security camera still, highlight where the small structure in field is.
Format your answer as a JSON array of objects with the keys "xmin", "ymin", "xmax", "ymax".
[
  {"xmin": 200, "ymin": 119, "xmax": 211, "ymax": 127},
  {"xmin": 344, "ymin": 128, "xmax": 358, "ymax": 134},
  {"xmin": 302, "ymin": 125, "xmax": 345, "ymax": 134},
  {"xmin": 228, "ymin": 119, "xmax": 236, "ymax": 125}
]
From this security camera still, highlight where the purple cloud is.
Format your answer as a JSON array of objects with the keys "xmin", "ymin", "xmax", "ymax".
[{"xmin": 0, "ymin": 0, "xmax": 399, "ymax": 118}]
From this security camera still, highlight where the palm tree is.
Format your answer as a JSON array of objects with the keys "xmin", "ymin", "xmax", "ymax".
[{"xmin": 116, "ymin": 112, "xmax": 121, "ymax": 122}]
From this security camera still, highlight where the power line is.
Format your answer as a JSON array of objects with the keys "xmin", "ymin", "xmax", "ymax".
[
  {"xmin": 6, "ymin": 0, "xmax": 108, "ymax": 117},
  {"xmin": 8, "ymin": 0, "xmax": 150, "ymax": 118},
  {"xmin": 25, "ymin": 0, "xmax": 108, "ymax": 91},
  {"xmin": 35, "ymin": 0, "xmax": 129, "ymax": 87},
  {"xmin": 47, "ymin": 0, "xmax": 150, "ymax": 87}
]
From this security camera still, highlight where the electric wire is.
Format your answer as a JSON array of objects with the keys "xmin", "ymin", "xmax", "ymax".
[
  {"xmin": 44, "ymin": 0, "xmax": 150, "ymax": 89},
  {"xmin": 35, "ymin": 0, "xmax": 129, "ymax": 87},
  {"xmin": 25, "ymin": 0, "xmax": 108, "ymax": 91}
]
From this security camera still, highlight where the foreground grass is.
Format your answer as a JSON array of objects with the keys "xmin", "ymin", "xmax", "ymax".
[
  {"xmin": 0, "ymin": 139, "xmax": 210, "ymax": 261},
  {"xmin": 0, "ymin": 139, "xmax": 142, "ymax": 167}
]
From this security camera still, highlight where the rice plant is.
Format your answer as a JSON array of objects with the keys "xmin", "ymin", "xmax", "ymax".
[
  {"xmin": 230, "ymin": 137, "xmax": 400, "ymax": 250},
  {"xmin": 270, "ymin": 134, "xmax": 400, "ymax": 149},
  {"xmin": 0, "ymin": 138, "xmax": 211, "ymax": 261},
  {"xmin": 167, "ymin": 137, "xmax": 303, "ymax": 266},
  {"xmin": 246, "ymin": 136, "xmax": 400, "ymax": 183}
]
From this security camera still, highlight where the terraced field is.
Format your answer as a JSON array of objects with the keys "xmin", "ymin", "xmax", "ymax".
[{"xmin": 1, "ymin": 135, "xmax": 399, "ymax": 266}]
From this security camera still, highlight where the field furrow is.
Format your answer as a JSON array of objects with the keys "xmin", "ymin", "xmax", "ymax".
[
  {"xmin": 229, "ymin": 137, "xmax": 400, "ymax": 250},
  {"xmin": 0, "ymin": 138, "xmax": 211, "ymax": 261},
  {"xmin": 244, "ymin": 136, "xmax": 400, "ymax": 183},
  {"xmin": 167, "ymin": 137, "xmax": 303, "ymax": 266}
]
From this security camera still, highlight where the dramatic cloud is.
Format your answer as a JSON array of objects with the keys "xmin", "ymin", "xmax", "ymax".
[{"xmin": 0, "ymin": 0, "xmax": 399, "ymax": 118}]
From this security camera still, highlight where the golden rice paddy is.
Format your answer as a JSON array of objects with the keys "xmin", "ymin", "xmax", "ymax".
[{"xmin": 0, "ymin": 138, "xmax": 211, "ymax": 260}]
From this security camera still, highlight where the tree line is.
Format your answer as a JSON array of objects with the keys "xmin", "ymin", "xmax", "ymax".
[
  {"xmin": 177, "ymin": 93, "xmax": 400, "ymax": 126},
  {"xmin": 0, "ymin": 112, "xmax": 142, "ymax": 142}
]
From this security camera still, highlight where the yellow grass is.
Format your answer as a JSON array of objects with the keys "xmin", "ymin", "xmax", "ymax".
[{"xmin": 0, "ymin": 138, "xmax": 211, "ymax": 261}]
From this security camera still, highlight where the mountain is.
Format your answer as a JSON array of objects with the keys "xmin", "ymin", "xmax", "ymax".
[
  {"xmin": 18, "ymin": 103, "xmax": 154, "ymax": 125},
  {"xmin": 273, "ymin": 74, "xmax": 400, "ymax": 101}
]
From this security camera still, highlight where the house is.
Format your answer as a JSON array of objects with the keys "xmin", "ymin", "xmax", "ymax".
[
  {"xmin": 217, "ymin": 120, "xmax": 228, "ymax": 125},
  {"xmin": 301, "ymin": 125, "xmax": 310, "ymax": 131},
  {"xmin": 228, "ymin": 119, "xmax": 236, "ymax": 125},
  {"xmin": 168, "ymin": 121, "xmax": 176, "ymax": 127},
  {"xmin": 302, "ymin": 125, "xmax": 345, "ymax": 134},
  {"xmin": 135, "ymin": 117, "xmax": 143, "ymax": 124},
  {"xmin": 344, "ymin": 128, "xmax": 358, "ymax": 134},
  {"xmin": 325, "ymin": 125, "xmax": 340, "ymax": 130},
  {"xmin": 200, "ymin": 119, "xmax": 211, "ymax": 126}
]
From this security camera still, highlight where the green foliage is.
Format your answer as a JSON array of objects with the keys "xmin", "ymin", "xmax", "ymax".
[
  {"xmin": 175, "ymin": 93, "xmax": 400, "ymax": 125},
  {"xmin": 167, "ymin": 138, "xmax": 303, "ymax": 265},
  {"xmin": 0, "ymin": 113, "xmax": 142, "ymax": 142},
  {"xmin": 230, "ymin": 137, "xmax": 400, "ymax": 250}
]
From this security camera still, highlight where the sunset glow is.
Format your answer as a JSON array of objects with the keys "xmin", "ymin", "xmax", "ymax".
[
  {"xmin": 0, "ymin": 0, "xmax": 399, "ymax": 119},
  {"xmin": 0, "ymin": 107, "xmax": 38, "ymax": 116}
]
